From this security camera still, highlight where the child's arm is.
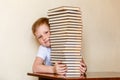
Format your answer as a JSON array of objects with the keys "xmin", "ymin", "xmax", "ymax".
[
  {"xmin": 32, "ymin": 57, "xmax": 54, "ymax": 73},
  {"xmin": 32, "ymin": 57, "xmax": 67, "ymax": 75}
]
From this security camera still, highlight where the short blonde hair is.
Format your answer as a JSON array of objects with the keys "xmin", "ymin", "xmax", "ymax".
[{"xmin": 32, "ymin": 17, "xmax": 50, "ymax": 35}]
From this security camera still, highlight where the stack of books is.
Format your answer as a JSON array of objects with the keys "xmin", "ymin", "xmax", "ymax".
[{"xmin": 48, "ymin": 6, "xmax": 83, "ymax": 77}]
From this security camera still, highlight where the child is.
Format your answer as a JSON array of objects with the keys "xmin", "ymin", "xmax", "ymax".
[{"xmin": 32, "ymin": 17, "xmax": 87, "ymax": 75}]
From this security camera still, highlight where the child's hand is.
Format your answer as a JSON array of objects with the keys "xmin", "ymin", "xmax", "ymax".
[
  {"xmin": 54, "ymin": 61, "xmax": 67, "ymax": 75},
  {"xmin": 80, "ymin": 60, "xmax": 87, "ymax": 75}
]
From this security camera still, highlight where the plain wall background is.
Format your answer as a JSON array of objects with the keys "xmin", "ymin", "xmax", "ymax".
[{"xmin": 0, "ymin": 0, "xmax": 120, "ymax": 80}]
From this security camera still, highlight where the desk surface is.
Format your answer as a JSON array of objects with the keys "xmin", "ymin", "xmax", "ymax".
[{"xmin": 27, "ymin": 72, "xmax": 120, "ymax": 80}]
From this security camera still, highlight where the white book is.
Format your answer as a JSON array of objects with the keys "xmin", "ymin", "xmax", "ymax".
[
  {"xmin": 51, "ymin": 58, "xmax": 82, "ymax": 61},
  {"xmin": 49, "ymin": 19, "xmax": 82, "ymax": 24},
  {"xmin": 51, "ymin": 60, "xmax": 81, "ymax": 62},
  {"xmin": 51, "ymin": 28, "xmax": 82, "ymax": 31},
  {"xmin": 50, "ymin": 39, "xmax": 82, "ymax": 42},
  {"xmin": 65, "ymin": 72, "xmax": 81, "ymax": 75},
  {"xmin": 50, "ymin": 34, "xmax": 82, "ymax": 38},
  {"xmin": 50, "ymin": 36, "xmax": 82, "ymax": 40},
  {"xmin": 50, "ymin": 26, "xmax": 82, "ymax": 30},
  {"xmin": 64, "ymin": 74, "xmax": 81, "ymax": 78},
  {"xmin": 50, "ymin": 22, "xmax": 82, "ymax": 26},
  {"xmin": 51, "ymin": 45, "xmax": 82, "ymax": 49},
  {"xmin": 51, "ymin": 60, "xmax": 80, "ymax": 63},
  {"xmin": 65, "ymin": 72, "xmax": 81, "ymax": 77},
  {"xmin": 51, "ymin": 63, "xmax": 81, "ymax": 67},
  {"xmin": 48, "ymin": 9, "xmax": 81, "ymax": 15},
  {"xmin": 67, "ymin": 70, "xmax": 80, "ymax": 73},
  {"xmin": 51, "ymin": 50, "xmax": 81, "ymax": 52},
  {"xmin": 50, "ymin": 29, "xmax": 82, "ymax": 36},
  {"xmin": 48, "ymin": 14, "xmax": 81, "ymax": 18},
  {"xmin": 51, "ymin": 60, "xmax": 81, "ymax": 64},
  {"xmin": 66, "ymin": 64, "xmax": 80, "ymax": 67},
  {"xmin": 50, "ymin": 37, "xmax": 82, "ymax": 40},
  {"xmin": 49, "ymin": 16, "xmax": 81, "ymax": 21},
  {"xmin": 49, "ymin": 15, "xmax": 81, "ymax": 19},
  {"xmin": 50, "ymin": 21, "xmax": 82, "ymax": 25},
  {"xmin": 51, "ymin": 42, "xmax": 82, "ymax": 45},
  {"xmin": 48, "ymin": 6, "xmax": 80, "ymax": 12},
  {"xmin": 51, "ymin": 44, "xmax": 81, "ymax": 46},
  {"xmin": 49, "ymin": 17, "xmax": 81, "ymax": 22},
  {"xmin": 52, "ymin": 50, "xmax": 80, "ymax": 53},
  {"xmin": 50, "ymin": 52, "xmax": 81, "ymax": 56},
  {"xmin": 51, "ymin": 46, "xmax": 81, "ymax": 48},
  {"xmin": 50, "ymin": 38, "xmax": 82, "ymax": 41},
  {"xmin": 50, "ymin": 25, "xmax": 82, "ymax": 30},
  {"xmin": 67, "ymin": 69, "xmax": 80, "ymax": 72},
  {"xmin": 50, "ymin": 28, "xmax": 82, "ymax": 32},
  {"xmin": 50, "ymin": 23, "xmax": 82, "ymax": 26},
  {"xmin": 51, "ymin": 53, "xmax": 82, "ymax": 60},
  {"xmin": 50, "ymin": 39, "xmax": 82, "ymax": 44},
  {"xmin": 68, "ymin": 66, "xmax": 82, "ymax": 69},
  {"xmin": 67, "ymin": 66, "xmax": 80, "ymax": 70},
  {"xmin": 50, "ymin": 40, "xmax": 82, "ymax": 44},
  {"xmin": 51, "ymin": 61, "xmax": 81, "ymax": 64},
  {"xmin": 50, "ymin": 30, "xmax": 82, "ymax": 33}
]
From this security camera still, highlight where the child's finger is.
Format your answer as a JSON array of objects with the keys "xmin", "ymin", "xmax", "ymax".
[
  {"xmin": 55, "ymin": 61, "xmax": 62, "ymax": 64},
  {"xmin": 80, "ymin": 65, "xmax": 87, "ymax": 73},
  {"xmin": 80, "ymin": 61, "xmax": 86, "ymax": 67}
]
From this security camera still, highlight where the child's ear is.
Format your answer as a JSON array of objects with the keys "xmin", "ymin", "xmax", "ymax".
[{"xmin": 35, "ymin": 38, "xmax": 40, "ymax": 45}]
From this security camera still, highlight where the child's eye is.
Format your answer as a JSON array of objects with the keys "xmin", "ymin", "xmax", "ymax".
[
  {"xmin": 37, "ymin": 36, "xmax": 42, "ymax": 39},
  {"xmin": 45, "ymin": 31, "xmax": 48, "ymax": 34}
]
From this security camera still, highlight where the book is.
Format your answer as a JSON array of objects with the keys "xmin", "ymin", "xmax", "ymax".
[
  {"xmin": 50, "ymin": 52, "xmax": 81, "ymax": 56},
  {"xmin": 50, "ymin": 28, "xmax": 82, "ymax": 32},
  {"xmin": 50, "ymin": 36, "xmax": 82, "ymax": 39},
  {"xmin": 51, "ymin": 44, "xmax": 81, "ymax": 47},
  {"xmin": 50, "ymin": 34, "xmax": 82, "ymax": 37},
  {"xmin": 49, "ymin": 19, "xmax": 82, "ymax": 24},
  {"xmin": 48, "ymin": 9, "xmax": 81, "ymax": 15},
  {"xmin": 50, "ymin": 39, "xmax": 82, "ymax": 43},
  {"xmin": 65, "ymin": 73, "xmax": 81, "ymax": 76},
  {"xmin": 51, "ymin": 50, "xmax": 81, "ymax": 53},
  {"xmin": 49, "ymin": 16, "xmax": 82, "ymax": 21},
  {"xmin": 50, "ymin": 29, "xmax": 82, "ymax": 36},
  {"xmin": 50, "ymin": 42, "xmax": 82, "ymax": 45},
  {"xmin": 51, "ymin": 60, "xmax": 81, "ymax": 64},
  {"xmin": 50, "ymin": 24, "xmax": 83, "ymax": 29},
  {"xmin": 51, "ymin": 56, "xmax": 80, "ymax": 62},
  {"xmin": 48, "ymin": 6, "xmax": 80, "ymax": 13},
  {"xmin": 51, "ymin": 55, "xmax": 82, "ymax": 59},
  {"xmin": 51, "ymin": 45, "xmax": 82, "ymax": 48},
  {"xmin": 50, "ymin": 22, "xmax": 82, "ymax": 26}
]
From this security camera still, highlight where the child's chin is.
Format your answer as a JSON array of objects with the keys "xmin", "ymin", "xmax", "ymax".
[
  {"xmin": 45, "ymin": 44, "xmax": 51, "ymax": 48},
  {"xmin": 46, "ymin": 45, "xmax": 51, "ymax": 48}
]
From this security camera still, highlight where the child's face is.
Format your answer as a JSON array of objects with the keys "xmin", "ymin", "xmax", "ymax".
[{"xmin": 35, "ymin": 24, "xmax": 50, "ymax": 47}]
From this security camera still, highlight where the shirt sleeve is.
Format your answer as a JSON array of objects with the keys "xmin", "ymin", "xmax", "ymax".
[{"xmin": 36, "ymin": 46, "xmax": 47, "ymax": 60}]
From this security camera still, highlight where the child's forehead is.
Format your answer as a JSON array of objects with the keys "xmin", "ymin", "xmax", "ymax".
[
  {"xmin": 35, "ymin": 24, "xmax": 49, "ymax": 34},
  {"xmin": 38, "ymin": 24, "xmax": 49, "ymax": 30}
]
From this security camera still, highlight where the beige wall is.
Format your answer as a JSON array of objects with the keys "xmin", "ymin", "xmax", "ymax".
[{"xmin": 0, "ymin": 0, "xmax": 120, "ymax": 80}]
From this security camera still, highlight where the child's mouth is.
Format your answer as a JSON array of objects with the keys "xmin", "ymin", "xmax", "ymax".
[{"xmin": 45, "ymin": 39, "xmax": 50, "ymax": 43}]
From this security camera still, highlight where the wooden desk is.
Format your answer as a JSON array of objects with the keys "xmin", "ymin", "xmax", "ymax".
[{"xmin": 27, "ymin": 72, "xmax": 120, "ymax": 80}]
